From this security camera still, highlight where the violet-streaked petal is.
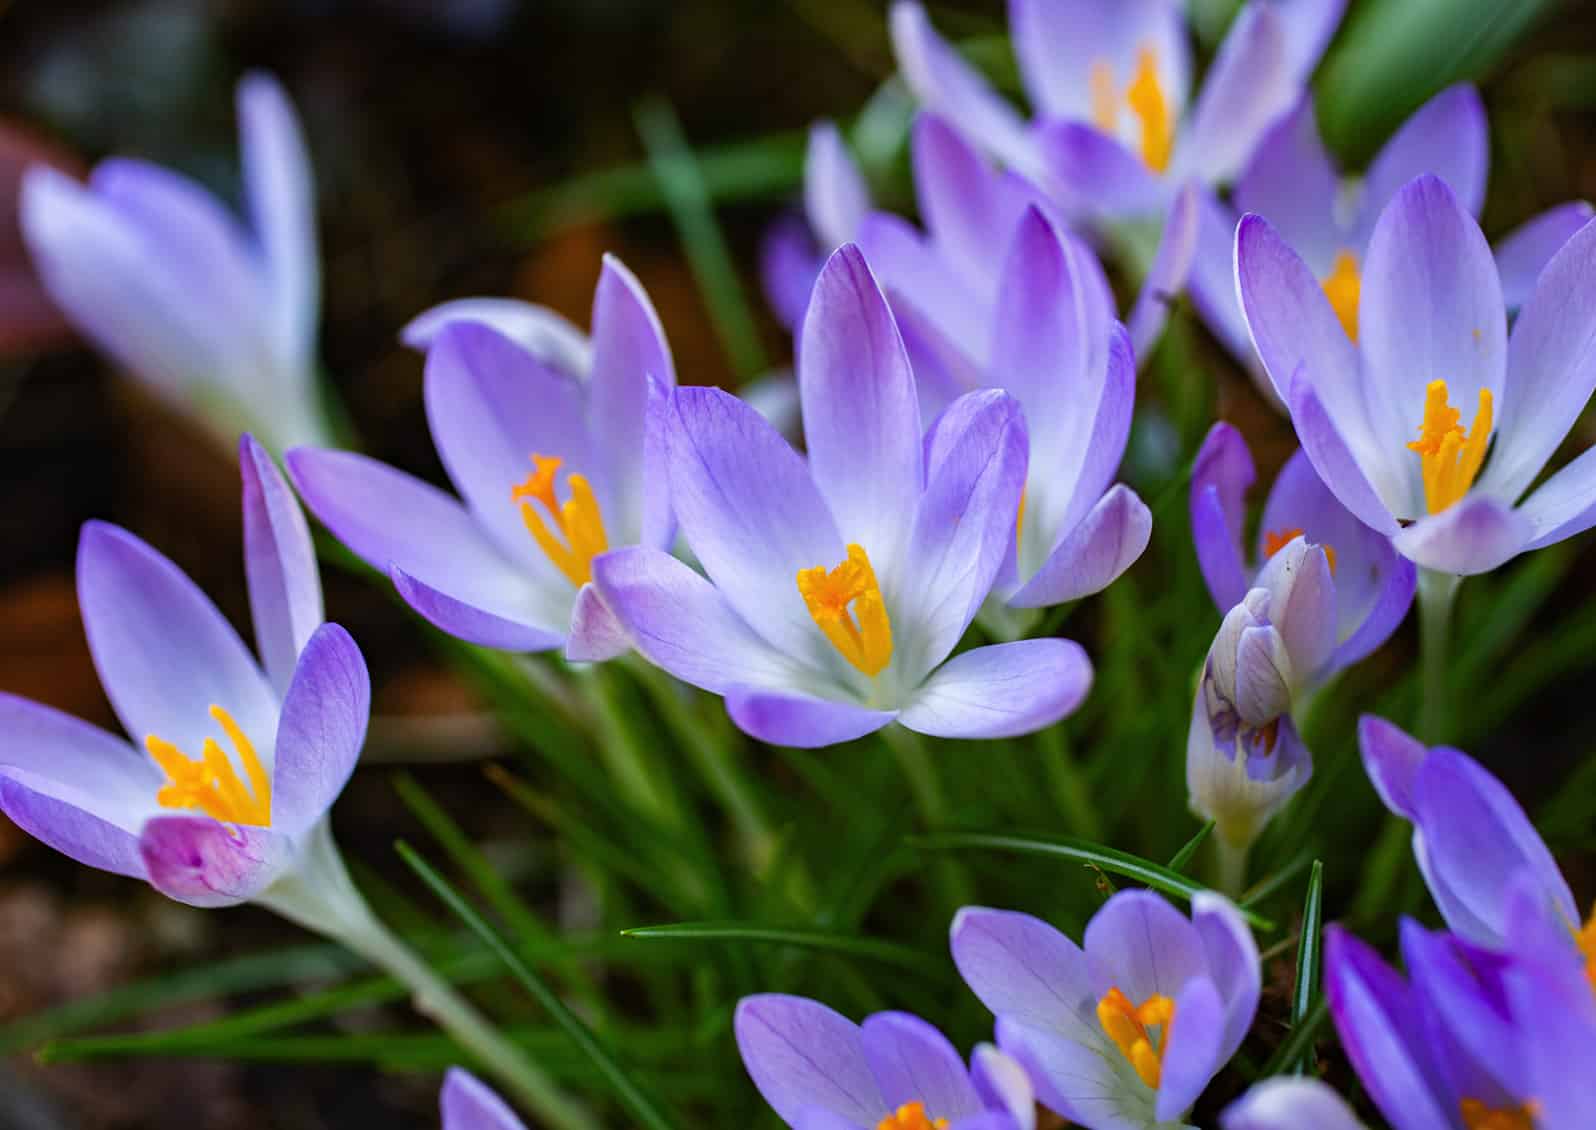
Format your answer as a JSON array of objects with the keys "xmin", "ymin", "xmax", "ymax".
[
  {"xmin": 946, "ymin": 1114, "xmax": 1014, "ymax": 1130},
  {"xmin": 1232, "ymin": 624, "xmax": 1292, "ymax": 724},
  {"xmin": 1155, "ymin": 975, "xmax": 1224, "ymax": 1122},
  {"xmin": 1127, "ymin": 182, "xmax": 1199, "ymax": 359},
  {"xmin": 734, "ymin": 994, "xmax": 885, "ymax": 1127},
  {"xmin": 805, "ymin": 122, "xmax": 869, "ymax": 250},
  {"xmin": 271, "ymin": 623, "xmax": 370, "ymax": 837},
  {"xmin": 1329, "ymin": 550, "xmax": 1414, "ymax": 671},
  {"xmin": 1083, "ymin": 889, "xmax": 1207, "ymax": 1004},
  {"xmin": 1505, "ymin": 958, "xmax": 1596, "ymax": 1130},
  {"xmin": 1190, "ymin": 422, "xmax": 1255, "ymax": 614},
  {"xmin": 792, "ymin": 1111, "xmax": 864, "ymax": 1130},
  {"xmin": 1356, "ymin": 714, "xmax": 1428, "ymax": 821},
  {"xmin": 1190, "ymin": 892, "xmax": 1261, "ymax": 1063},
  {"xmin": 1188, "ymin": 189, "xmax": 1259, "ymax": 375},
  {"xmin": 1221, "ymin": 1078, "xmax": 1368, "ymax": 1130},
  {"xmin": 761, "ymin": 215, "xmax": 822, "ymax": 332},
  {"xmin": 1494, "ymin": 200, "xmax": 1595, "ymax": 312},
  {"xmin": 900, "ymin": 639, "xmax": 1091, "ymax": 739},
  {"xmin": 859, "ymin": 1012, "xmax": 984, "ymax": 1121},
  {"xmin": 1034, "ymin": 122, "xmax": 1164, "ymax": 220},
  {"xmin": 564, "ymin": 582, "xmax": 632, "ymax": 663},
  {"xmin": 724, "ymin": 687, "xmax": 895, "ymax": 748},
  {"xmin": 1176, "ymin": 4, "xmax": 1290, "ymax": 186},
  {"xmin": 969, "ymin": 1045, "xmax": 1033, "ymax": 1130},
  {"xmin": 400, "ymin": 297, "xmax": 593, "ymax": 376},
  {"xmin": 1286, "ymin": 369, "xmax": 1400, "ymax": 536},
  {"xmin": 1272, "ymin": 0, "xmax": 1347, "ymax": 81},
  {"xmin": 913, "ymin": 114, "xmax": 1034, "ymax": 295},
  {"xmin": 441, "ymin": 1068, "xmax": 528, "ymax": 1130},
  {"xmin": 1009, "ymin": 484, "xmax": 1150, "ymax": 608},
  {"xmin": 0, "ymin": 774, "xmax": 148, "ymax": 880},
  {"xmin": 391, "ymin": 567, "xmax": 565, "ymax": 653},
  {"xmin": 139, "ymin": 815, "xmax": 291, "ymax": 909},
  {"xmin": 1009, "ymin": 0, "xmax": 1191, "ymax": 122},
  {"xmin": 77, "ymin": 521, "xmax": 279, "ymax": 767},
  {"xmin": 855, "ymin": 210, "xmax": 991, "ymax": 373},
  {"xmin": 994, "ymin": 1017, "xmax": 1150, "ymax": 1130},
  {"xmin": 1389, "ymin": 494, "xmax": 1530, "ymax": 575},
  {"xmin": 240, "ymin": 433, "xmax": 322, "ymax": 698},
  {"xmin": 1356, "ymin": 86, "xmax": 1488, "ymax": 239},
  {"xmin": 1519, "ymin": 445, "xmax": 1596, "ymax": 551},
  {"xmin": 1254, "ymin": 538, "xmax": 1337, "ymax": 682},
  {"xmin": 949, "ymin": 907, "xmax": 1098, "ymax": 1037},
  {"xmin": 1047, "ymin": 322, "xmax": 1137, "ymax": 544},
  {"xmin": 1233, "ymin": 95, "xmax": 1341, "ymax": 274}
]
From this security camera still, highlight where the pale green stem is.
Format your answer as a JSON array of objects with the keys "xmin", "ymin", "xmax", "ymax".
[
  {"xmin": 881, "ymin": 726, "xmax": 973, "ymax": 909},
  {"xmin": 1417, "ymin": 569, "xmax": 1462, "ymax": 744},
  {"xmin": 1214, "ymin": 834, "xmax": 1250, "ymax": 899}
]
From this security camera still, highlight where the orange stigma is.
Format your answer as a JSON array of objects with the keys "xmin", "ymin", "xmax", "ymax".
[
  {"xmin": 876, "ymin": 1102, "xmax": 948, "ymax": 1130},
  {"xmin": 1407, "ymin": 380, "xmax": 1493, "ymax": 515},
  {"xmin": 1087, "ymin": 46, "xmax": 1172, "ymax": 173},
  {"xmin": 1262, "ymin": 528, "xmax": 1336, "ymax": 574},
  {"xmin": 146, "ymin": 705, "xmax": 271, "ymax": 827},
  {"xmin": 1322, "ymin": 250, "xmax": 1361, "ymax": 341},
  {"xmin": 512, "ymin": 453, "xmax": 610, "ymax": 587},
  {"xmin": 797, "ymin": 544, "xmax": 893, "ymax": 677},
  {"xmin": 1097, "ymin": 986, "xmax": 1175, "ymax": 1089},
  {"xmin": 1459, "ymin": 1098, "xmax": 1539, "ymax": 1130}
]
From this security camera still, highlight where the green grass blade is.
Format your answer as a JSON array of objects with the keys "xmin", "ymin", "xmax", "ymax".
[
  {"xmin": 1289, "ymin": 861, "xmax": 1325, "ymax": 1074},
  {"xmin": 1258, "ymin": 997, "xmax": 1329, "ymax": 1079},
  {"xmin": 1166, "ymin": 821, "xmax": 1215, "ymax": 875},
  {"xmin": 910, "ymin": 830, "xmax": 1275, "ymax": 930},
  {"xmin": 1240, "ymin": 852, "xmax": 1314, "ymax": 913},
  {"xmin": 397, "ymin": 841, "xmax": 680, "ymax": 1130},
  {"xmin": 620, "ymin": 922, "xmax": 948, "ymax": 981}
]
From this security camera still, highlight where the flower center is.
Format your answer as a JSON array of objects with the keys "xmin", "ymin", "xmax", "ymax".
[
  {"xmin": 1459, "ymin": 1099, "xmax": 1539, "ymax": 1130},
  {"xmin": 1407, "ymin": 380, "xmax": 1493, "ymax": 515},
  {"xmin": 1262, "ymin": 528, "xmax": 1337, "ymax": 574},
  {"xmin": 1321, "ymin": 250, "xmax": 1361, "ymax": 341},
  {"xmin": 1089, "ymin": 47, "xmax": 1172, "ymax": 173},
  {"xmin": 145, "ymin": 705, "xmax": 271, "ymax": 827},
  {"xmin": 796, "ymin": 543, "xmax": 893, "ymax": 677},
  {"xmin": 512, "ymin": 453, "xmax": 610, "ymax": 587},
  {"xmin": 1096, "ymin": 986, "xmax": 1175, "ymax": 1089},
  {"xmin": 876, "ymin": 1101, "xmax": 948, "ymax": 1130}
]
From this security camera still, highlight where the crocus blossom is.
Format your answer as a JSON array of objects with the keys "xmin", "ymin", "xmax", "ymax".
[
  {"xmin": 442, "ymin": 1069, "xmax": 527, "ymax": 1130},
  {"xmin": 0, "ymin": 121, "xmax": 80, "ymax": 354},
  {"xmin": 1195, "ymin": 84, "xmax": 1592, "ymax": 381},
  {"xmin": 1191, "ymin": 421, "xmax": 1415, "ymax": 672},
  {"xmin": 288, "ymin": 255, "xmax": 674, "ymax": 661},
  {"xmin": 593, "ymin": 244, "xmax": 1091, "ymax": 747},
  {"xmin": 20, "ymin": 74, "xmax": 331, "ymax": 452},
  {"xmin": 1221, "ymin": 1078, "xmax": 1367, "ymax": 1130},
  {"xmin": 0, "ymin": 435, "xmax": 368, "ymax": 908},
  {"xmin": 735, "ymin": 993, "xmax": 1034, "ymax": 1130},
  {"xmin": 1239, "ymin": 174, "xmax": 1596, "ymax": 575},
  {"xmin": 952, "ymin": 890, "xmax": 1260, "ymax": 1129}
]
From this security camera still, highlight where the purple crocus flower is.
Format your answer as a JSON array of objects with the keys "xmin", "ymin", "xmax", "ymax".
[
  {"xmin": 1221, "ymin": 1078, "xmax": 1367, "ymax": 1130},
  {"xmin": 592, "ymin": 245, "xmax": 1091, "ymax": 747},
  {"xmin": 1237, "ymin": 174, "xmax": 1596, "ymax": 575},
  {"xmin": 952, "ymin": 890, "xmax": 1260, "ymax": 1129},
  {"xmin": 442, "ymin": 1069, "xmax": 527, "ymax": 1130},
  {"xmin": 734, "ymin": 993, "xmax": 1034, "ymax": 1130},
  {"xmin": 1191, "ymin": 421, "xmax": 1416, "ymax": 673},
  {"xmin": 20, "ymin": 74, "xmax": 330, "ymax": 452},
  {"xmin": 1195, "ymin": 84, "xmax": 1592, "ymax": 385},
  {"xmin": 0, "ymin": 435, "xmax": 368, "ymax": 908},
  {"xmin": 287, "ymin": 256, "xmax": 673, "ymax": 662}
]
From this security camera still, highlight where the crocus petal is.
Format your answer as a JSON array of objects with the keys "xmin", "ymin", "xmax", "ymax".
[
  {"xmin": 1505, "ymin": 959, "xmax": 1596, "ymax": 1130},
  {"xmin": 0, "ymin": 693, "xmax": 158, "ymax": 877},
  {"xmin": 1155, "ymin": 975, "xmax": 1224, "ymax": 1121},
  {"xmin": 1084, "ymin": 890, "xmax": 1207, "ymax": 1005},
  {"xmin": 1286, "ymin": 370, "xmax": 1400, "ymax": 536},
  {"xmin": 792, "ymin": 1111, "xmax": 864, "ymax": 1130},
  {"xmin": 1356, "ymin": 86, "xmax": 1488, "ymax": 239},
  {"xmin": 666, "ymin": 385, "xmax": 845, "ymax": 667},
  {"xmin": 994, "ymin": 1017, "xmax": 1150, "ymax": 1130},
  {"xmin": 237, "ymin": 72, "xmax": 317, "ymax": 374},
  {"xmin": 1389, "ymin": 494, "xmax": 1530, "ymax": 575},
  {"xmin": 1045, "ymin": 318, "xmax": 1137, "ymax": 553},
  {"xmin": 1190, "ymin": 892, "xmax": 1261, "ymax": 1063},
  {"xmin": 1191, "ymin": 422, "xmax": 1255, "ymax": 614},
  {"xmin": 946, "ymin": 1113, "xmax": 1018, "ymax": 1130},
  {"xmin": 1177, "ymin": 3, "xmax": 1290, "ymax": 186},
  {"xmin": 1482, "ymin": 215, "xmax": 1596, "ymax": 502},
  {"xmin": 441, "ymin": 1068, "xmax": 528, "ymax": 1130},
  {"xmin": 969, "ymin": 1044, "xmax": 1034, "ymax": 1130},
  {"xmin": 725, "ymin": 687, "xmax": 896, "ymax": 748},
  {"xmin": 806, "ymin": 122, "xmax": 869, "ymax": 250},
  {"xmin": 889, "ymin": 2, "xmax": 1038, "ymax": 175},
  {"xmin": 1329, "ymin": 551, "xmax": 1415, "ymax": 671},
  {"xmin": 799, "ymin": 244, "xmax": 922, "ymax": 572},
  {"xmin": 271, "ymin": 623, "xmax": 370, "ymax": 837},
  {"xmin": 1187, "ymin": 189, "xmax": 1258, "ymax": 374},
  {"xmin": 240, "ymin": 434, "xmax": 322, "ymax": 699},
  {"xmin": 77, "ymin": 522, "xmax": 280, "ymax": 768},
  {"xmin": 1221, "ymin": 1078, "xmax": 1368, "ymax": 1130},
  {"xmin": 1009, "ymin": 0, "xmax": 1190, "ymax": 122},
  {"xmin": 391, "ymin": 567, "xmax": 565, "ymax": 653},
  {"xmin": 1008, "ymin": 484, "xmax": 1151, "ymax": 608},
  {"xmin": 1273, "ymin": 0, "xmax": 1347, "ymax": 81},
  {"xmin": 1493, "ymin": 200, "xmax": 1595, "ymax": 311},
  {"xmin": 859, "ymin": 1012, "xmax": 984, "ymax": 1121},
  {"xmin": 1034, "ymin": 122, "xmax": 1164, "ymax": 219},
  {"xmin": 854, "ymin": 211, "xmax": 991, "ymax": 375},
  {"xmin": 1518, "ymin": 445, "xmax": 1596, "ymax": 551},
  {"xmin": 913, "ymin": 114, "xmax": 1036, "ymax": 295},
  {"xmin": 734, "ymin": 994, "xmax": 886, "ymax": 1127},
  {"xmin": 590, "ymin": 547, "xmax": 806, "ymax": 696},
  {"xmin": 564, "ymin": 582, "xmax": 632, "ymax": 663},
  {"xmin": 1232, "ymin": 95, "xmax": 1341, "ymax": 275},
  {"xmin": 762, "ymin": 215, "xmax": 822, "ymax": 332},
  {"xmin": 139, "ymin": 816, "xmax": 291, "ymax": 909},
  {"xmin": 949, "ymin": 907, "xmax": 1100, "ymax": 1037},
  {"xmin": 1254, "ymin": 538, "xmax": 1337, "ymax": 682},
  {"xmin": 900, "ymin": 639, "xmax": 1091, "ymax": 739},
  {"xmin": 1128, "ymin": 182, "xmax": 1199, "ymax": 358},
  {"xmin": 1356, "ymin": 714, "xmax": 1428, "ymax": 821},
  {"xmin": 400, "ymin": 297, "xmax": 593, "ymax": 376}
]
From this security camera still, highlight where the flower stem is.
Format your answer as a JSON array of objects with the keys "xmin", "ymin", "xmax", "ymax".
[
  {"xmin": 257, "ymin": 823, "xmax": 595, "ymax": 1130},
  {"xmin": 1417, "ymin": 569, "xmax": 1461, "ymax": 744},
  {"xmin": 1214, "ymin": 834, "xmax": 1250, "ymax": 899}
]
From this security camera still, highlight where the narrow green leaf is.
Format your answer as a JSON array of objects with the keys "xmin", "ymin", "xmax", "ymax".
[
  {"xmin": 620, "ymin": 922, "xmax": 948, "ymax": 980},
  {"xmin": 910, "ymin": 830, "xmax": 1274, "ymax": 930},
  {"xmin": 397, "ymin": 841, "xmax": 680, "ymax": 1130},
  {"xmin": 1290, "ymin": 861, "xmax": 1326, "ymax": 1074},
  {"xmin": 1258, "ymin": 997, "xmax": 1329, "ymax": 1079},
  {"xmin": 1166, "ymin": 821, "xmax": 1215, "ymax": 875},
  {"xmin": 1241, "ymin": 852, "xmax": 1314, "ymax": 912}
]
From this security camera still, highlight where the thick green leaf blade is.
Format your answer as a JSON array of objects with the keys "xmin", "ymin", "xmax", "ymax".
[{"xmin": 620, "ymin": 922, "xmax": 948, "ymax": 980}]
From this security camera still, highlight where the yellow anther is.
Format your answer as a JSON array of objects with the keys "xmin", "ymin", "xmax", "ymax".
[
  {"xmin": 1459, "ymin": 1098, "xmax": 1539, "ymax": 1130},
  {"xmin": 145, "ymin": 705, "xmax": 271, "ymax": 827},
  {"xmin": 876, "ymin": 1101, "xmax": 949, "ymax": 1130},
  {"xmin": 1089, "ymin": 60, "xmax": 1119, "ymax": 134},
  {"xmin": 797, "ymin": 544, "xmax": 894, "ymax": 678},
  {"xmin": 1407, "ymin": 380, "xmax": 1493, "ymax": 515},
  {"xmin": 1262, "ymin": 528, "xmax": 1337, "ymax": 575},
  {"xmin": 1576, "ymin": 903, "xmax": 1596, "ymax": 995},
  {"xmin": 1126, "ymin": 48, "xmax": 1173, "ymax": 174},
  {"xmin": 512, "ymin": 453, "xmax": 610, "ymax": 587},
  {"xmin": 1322, "ymin": 250, "xmax": 1361, "ymax": 341},
  {"xmin": 1016, "ymin": 488, "xmax": 1028, "ymax": 554},
  {"xmin": 1096, "ymin": 986, "xmax": 1176, "ymax": 1090}
]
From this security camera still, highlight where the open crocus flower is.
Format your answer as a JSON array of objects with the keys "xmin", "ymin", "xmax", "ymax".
[
  {"xmin": 1221, "ymin": 1078, "xmax": 1367, "ymax": 1130},
  {"xmin": 0, "ymin": 435, "xmax": 368, "ymax": 908},
  {"xmin": 735, "ymin": 993, "xmax": 1034, "ymax": 1130},
  {"xmin": 1191, "ymin": 421, "xmax": 1415, "ymax": 673},
  {"xmin": 20, "ymin": 74, "xmax": 330, "ymax": 453},
  {"xmin": 1237, "ymin": 174, "xmax": 1596, "ymax": 575},
  {"xmin": 593, "ymin": 245, "xmax": 1091, "ymax": 747},
  {"xmin": 442, "ymin": 1069, "xmax": 527, "ymax": 1130},
  {"xmin": 1195, "ymin": 84, "xmax": 1593, "ymax": 382},
  {"xmin": 287, "ymin": 256, "xmax": 673, "ymax": 661},
  {"xmin": 952, "ymin": 890, "xmax": 1260, "ymax": 1130}
]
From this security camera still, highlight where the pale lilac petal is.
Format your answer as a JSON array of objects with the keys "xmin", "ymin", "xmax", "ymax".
[
  {"xmin": 1190, "ymin": 892, "xmax": 1261, "ymax": 1062},
  {"xmin": 1177, "ymin": 4, "xmax": 1291, "ymax": 186},
  {"xmin": 666, "ymin": 386, "xmax": 845, "ymax": 666},
  {"xmin": 949, "ymin": 907, "xmax": 1098, "ymax": 1035},
  {"xmin": 734, "ymin": 994, "xmax": 885, "ymax": 1127},
  {"xmin": 724, "ymin": 687, "xmax": 896, "ymax": 748},
  {"xmin": 1009, "ymin": 0, "xmax": 1190, "ymax": 121},
  {"xmin": 900, "ymin": 639, "xmax": 1091, "ymax": 739},
  {"xmin": 391, "ymin": 567, "xmax": 565, "ymax": 653},
  {"xmin": 969, "ymin": 1045, "xmax": 1034, "ymax": 1130},
  {"xmin": 400, "ymin": 297, "xmax": 593, "ymax": 376},
  {"xmin": 799, "ymin": 245, "xmax": 922, "ymax": 569},
  {"xmin": 1009, "ymin": 484, "xmax": 1150, "ymax": 608},
  {"xmin": 855, "ymin": 210, "xmax": 991, "ymax": 372},
  {"xmin": 761, "ymin": 215, "xmax": 822, "ymax": 331},
  {"xmin": 1482, "ymin": 215, "xmax": 1596, "ymax": 501},
  {"xmin": 139, "ymin": 816, "xmax": 291, "ymax": 909},
  {"xmin": 1254, "ymin": 538, "xmax": 1337, "ymax": 681},
  {"xmin": 913, "ymin": 114, "xmax": 1036, "ymax": 295},
  {"xmin": 1519, "ymin": 445, "xmax": 1596, "ymax": 551},
  {"xmin": 1505, "ymin": 959, "xmax": 1596, "ymax": 1130},
  {"xmin": 1084, "ymin": 890, "xmax": 1207, "ymax": 1004},
  {"xmin": 791, "ymin": 1111, "xmax": 862, "ymax": 1130},
  {"xmin": 0, "ymin": 774, "xmax": 148, "ymax": 880},
  {"xmin": 859, "ymin": 1013, "xmax": 983, "ymax": 1120},
  {"xmin": 805, "ymin": 122, "xmax": 869, "ymax": 249},
  {"xmin": 1493, "ymin": 201, "xmax": 1595, "ymax": 311},
  {"xmin": 441, "ymin": 1068, "xmax": 527, "ymax": 1130},
  {"xmin": 1042, "ymin": 322, "xmax": 1137, "ymax": 550},
  {"xmin": 77, "ymin": 522, "xmax": 279, "ymax": 769},
  {"xmin": 1127, "ymin": 182, "xmax": 1198, "ymax": 358},
  {"xmin": 1356, "ymin": 713, "xmax": 1427, "ymax": 820},
  {"xmin": 1233, "ymin": 95, "xmax": 1341, "ymax": 275},
  {"xmin": 946, "ymin": 1112, "xmax": 1017, "ymax": 1130},
  {"xmin": 1155, "ymin": 975, "xmax": 1223, "ymax": 1121},
  {"xmin": 1222, "ymin": 1078, "xmax": 1368, "ymax": 1130},
  {"xmin": 994, "ymin": 1017, "xmax": 1150, "ymax": 1130},
  {"xmin": 1272, "ymin": 0, "xmax": 1347, "ymax": 81},
  {"xmin": 1329, "ymin": 550, "xmax": 1415, "ymax": 671},
  {"xmin": 271, "ymin": 623, "xmax": 370, "ymax": 837},
  {"xmin": 564, "ymin": 582, "xmax": 632, "ymax": 663},
  {"xmin": 590, "ymin": 547, "xmax": 806, "ymax": 695},
  {"xmin": 1034, "ymin": 122, "xmax": 1163, "ymax": 219},
  {"xmin": 240, "ymin": 433, "xmax": 322, "ymax": 698},
  {"xmin": 1389, "ymin": 494, "xmax": 1530, "ymax": 576},
  {"xmin": 238, "ymin": 72, "xmax": 318, "ymax": 373},
  {"xmin": 1356, "ymin": 86, "xmax": 1488, "ymax": 239},
  {"xmin": 1286, "ymin": 370, "xmax": 1400, "ymax": 536},
  {"xmin": 1187, "ymin": 188, "xmax": 1257, "ymax": 373},
  {"xmin": 1190, "ymin": 422, "xmax": 1255, "ymax": 614},
  {"xmin": 739, "ymin": 370, "xmax": 803, "ymax": 442}
]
